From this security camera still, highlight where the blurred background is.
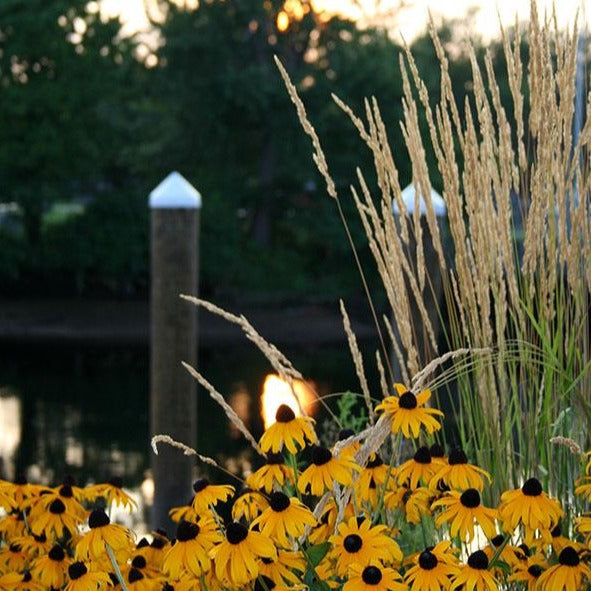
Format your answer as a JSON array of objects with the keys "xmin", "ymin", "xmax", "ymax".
[{"xmin": 0, "ymin": 0, "xmax": 584, "ymax": 520}]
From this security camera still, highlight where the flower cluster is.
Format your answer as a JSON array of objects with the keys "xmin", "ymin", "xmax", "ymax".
[{"xmin": 1, "ymin": 384, "xmax": 591, "ymax": 591}]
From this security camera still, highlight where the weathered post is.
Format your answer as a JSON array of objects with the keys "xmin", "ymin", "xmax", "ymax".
[{"xmin": 149, "ymin": 171, "xmax": 201, "ymax": 532}]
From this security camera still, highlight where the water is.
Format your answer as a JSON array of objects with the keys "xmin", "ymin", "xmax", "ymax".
[{"xmin": 0, "ymin": 339, "xmax": 378, "ymax": 488}]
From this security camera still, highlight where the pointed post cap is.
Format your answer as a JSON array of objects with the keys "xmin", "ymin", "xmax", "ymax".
[
  {"xmin": 149, "ymin": 172, "xmax": 202, "ymax": 209},
  {"xmin": 393, "ymin": 183, "xmax": 446, "ymax": 217}
]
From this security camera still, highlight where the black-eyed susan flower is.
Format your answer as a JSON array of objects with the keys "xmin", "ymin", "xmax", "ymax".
[
  {"xmin": 259, "ymin": 549, "xmax": 306, "ymax": 586},
  {"xmin": 86, "ymin": 477, "xmax": 137, "ymax": 512},
  {"xmin": 404, "ymin": 548, "xmax": 459, "ymax": 590},
  {"xmin": 385, "ymin": 486, "xmax": 432, "ymax": 525},
  {"xmin": 343, "ymin": 563, "xmax": 408, "ymax": 591},
  {"xmin": 374, "ymin": 384, "xmax": 443, "ymax": 439},
  {"xmin": 190, "ymin": 478, "xmax": 235, "ymax": 512},
  {"xmin": 0, "ymin": 571, "xmax": 45, "ymax": 591},
  {"xmin": 75, "ymin": 509, "xmax": 135, "ymax": 562},
  {"xmin": 65, "ymin": 561, "xmax": 111, "ymax": 591},
  {"xmin": 209, "ymin": 521, "xmax": 277, "ymax": 586},
  {"xmin": 574, "ymin": 477, "xmax": 591, "ymax": 502},
  {"xmin": 576, "ymin": 514, "xmax": 591, "ymax": 543},
  {"xmin": 13, "ymin": 533, "xmax": 52, "ymax": 559},
  {"xmin": 125, "ymin": 567, "xmax": 161, "ymax": 591},
  {"xmin": 259, "ymin": 404, "xmax": 317, "ymax": 454},
  {"xmin": 536, "ymin": 545, "xmax": 591, "ymax": 590},
  {"xmin": 328, "ymin": 516, "xmax": 403, "ymax": 576},
  {"xmin": 28, "ymin": 484, "xmax": 86, "ymax": 524},
  {"xmin": 141, "ymin": 533, "xmax": 171, "ymax": 570},
  {"xmin": 396, "ymin": 447, "xmax": 438, "ymax": 489},
  {"xmin": 550, "ymin": 523, "xmax": 573, "ymax": 554},
  {"xmin": 297, "ymin": 445, "xmax": 360, "ymax": 496},
  {"xmin": 432, "ymin": 488, "xmax": 498, "ymax": 542},
  {"xmin": 429, "ymin": 448, "xmax": 491, "ymax": 491},
  {"xmin": 508, "ymin": 555, "xmax": 547, "ymax": 591},
  {"xmin": 498, "ymin": 477, "xmax": 563, "ymax": 542},
  {"xmin": 0, "ymin": 543, "xmax": 29, "ymax": 573},
  {"xmin": 251, "ymin": 492, "xmax": 316, "ymax": 547},
  {"xmin": 482, "ymin": 534, "xmax": 526, "ymax": 573},
  {"xmin": 169, "ymin": 500, "xmax": 199, "ymax": 523},
  {"xmin": 162, "ymin": 518, "xmax": 222, "ymax": 579},
  {"xmin": 355, "ymin": 454, "xmax": 390, "ymax": 505},
  {"xmin": 333, "ymin": 428, "xmax": 361, "ymax": 460},
  {"xmin": 31, "ymin": 544, "xmax": 70, "ymax": 589},
  {"xmin": 247, "ymin": 453, "xmax": 295, "ymax": 493},
  {"xmin": 231, "ymin": 487, "xmax": 270, "ymax": 522},
  {"xmin": 308, "ymin": 498, "xmax": 355, "ymax": 545},
  {"xmin": 29, "ymin": 495, "xmax": 83, "ymax": 539},
  {"xmin": 451, "ymin": 550, "xmax": 498, "ymax": 591},
  {"xmin": 0, "ymin": 511, "xmax": 27, "ymax": 542}
]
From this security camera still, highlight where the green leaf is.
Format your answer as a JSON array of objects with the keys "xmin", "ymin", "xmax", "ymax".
[{"xmin": 306, "ymin": 542, "xmax": 331, "ymax": 567}]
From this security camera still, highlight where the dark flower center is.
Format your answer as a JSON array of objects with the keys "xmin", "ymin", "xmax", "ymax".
[
  {"xmin": 448, "ymin": 448, "xmax": 468, "ymax": 465},
  {"xmin": 261, "ymin": 557, "xmax": 273, "ymax": 565},
  {"xmin": 460, "ymin": 489, "xmax": 481, "ymax": 508},
  {"xmin": 343, "ymin": 534, "xmax": 363, "ymax": 553},
  {"xmin": 9, "ymin": 544, "xmax": 21, "ymax": 553},
  {"xmin": 558, "ymin": 546, "xmax": 580, "ymax": 567},
  {"xmin": 517, "ymin": 544, "xmax": 530, "ymax": 559},
  {"xmin": 362, "ymin": 566, "xmax": 383, "ymax": 585},
  {"xmin": 128, "ymin": 568, "xmax": 144, "ymax": 583},
  {"xmin": 176, "ymin": 521, "xmax": 200, "ymax": 542},
  {"xmin": 269, "ymin": 492, "xmax": 291, "ymax": 512},
  {"xmin": 109, "ymin": 476, "xmax": 123, "ymax": 488},
  {"xmin": 155, "ymin": 528, "xmax": 168, "ymax": 538},
  {"xmin": 226, "ymin": 522, "xmax": 248, "ymax": 544},
  {"xmin": 136, "ymin": 538, "xmax": 150, "ymax": 549},
  {"xmin": 366, "ymin": 454, "xmax": 383, "ymax": 468},
  {"xmin": 254, "ymin": 575, "xmax": 276, "ymax": 591},
  {"xmin": 162, "ymin": 585, "xmax": 174, "ymax": 591},
  {"xmin": 312, "ymin": 446, "xmax": 332, "ymax": 466},
  {"xmin": 528, "ymin": 565, "xmax": 543, "ymax": 577},
  {"xmin": 338, "ymin": 428, "xmax": 355, "ymax": 440},
  {"xmin": 266, "ymin": 452, "xmax": 284, "ymax": 465},
  {"xmin": 521, "ymin": 478, "xmax": 542, "ymax": 496},
  {"xmin": 132, "ymin": 556, "xmax": 147, "ymax": 569},
  {"xmin": 59, "ymin": 485, "xmax": 73, "ymax": 498},
  {"xmin": 23, "ymin": 573, "xmax": 32, "ymax": 582},
  {"xmin": 467, "ymin": 550, "xmax": 489, "ymax": 569},
  {"xmin": 398, "ymin": 391, "xmax": 418, "ymax": 409},
  {"xmin": 491, "ymin": 534, "xmax": 505, "ymax": 547},
  {"xmin": 429, "ymin": 444, "xmax": 445, "ymax": 458},
  {"xmin": 414, "ymin": 447, "xmax": 432, "ymax": 464},
  {"xmin": 49, "ymin": 499, "xmax": 66, "ymax": 514},
  {"xmin": 151, "ymin": 536, "xmax": 167, "ymax": 549},
  {"xmin": 33, "ymin": 533, "xmax": 46, "ymax": 543},
  {"xmin": 48, "ymin": 545, "xmax": 65, "ymax": 561},
  {"xmin": 68, "ymin": 562, "xmax": 88, "ymax": 580},
  {"xmin": 419, "ymin": 551, "xmax": 438, "ymax": 570},
  {"xmin": 193, "ymin": 478, "xmax": 210, "ymax": 493},
  {"xmin": 551, "ymin": 524, "xmax": 561, "ymax": 537},
  {"xmin": 275, "ymin": 404, "xmax": 296, "ymax": 423},
  {"xmin": 89, "ymin": 509, "xmax": 110, "ymax": 529}
]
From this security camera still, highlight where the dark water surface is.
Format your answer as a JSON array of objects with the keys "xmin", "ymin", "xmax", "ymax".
[{"xmin": 0, "ymin": 340, "xmax": 377, "ymax": 487}]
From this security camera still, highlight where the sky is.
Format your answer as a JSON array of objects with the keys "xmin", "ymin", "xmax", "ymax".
[{"xmin": 102, "ymin": 0, "xmax": 588, "ymax": 41}]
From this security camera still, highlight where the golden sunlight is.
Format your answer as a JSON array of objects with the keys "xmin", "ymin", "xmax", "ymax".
[{"xmin": 260, "ymin": 374, "xmax": 317, "ymax": 429}]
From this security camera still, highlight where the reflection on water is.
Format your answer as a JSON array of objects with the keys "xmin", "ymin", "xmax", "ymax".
[{"xmin": 0, "ymin": 340, "xmax": 376, "ymax": 488}]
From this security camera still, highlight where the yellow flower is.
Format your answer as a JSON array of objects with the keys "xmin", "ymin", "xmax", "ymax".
[
  {"xmin": 333, "ymin": 428, "xmax": 361, "ymax": 460},
  {"xmin": 64, "ymin": 561, "xmax": 111, "ymax": 591},
  {"xmin": 451, "ymin": 551, "xmax": 499, "ymax": 591},
  {"xmin": 508, "ymin": 555, "xmax": 547, "ymax": 591},
  {"xmin": 125, "ymin": 568, "xmax": 162, "ymax": 591},
  {"xmin": 0, "ymin": 543, "xmax": 29, "ymax": 574},
  {"xmin": 259, "ymin": 404, "xmax": 317, "ymax": 454},
  {"xmin": 498, "ymin": 478, "xmax": 563, "ymax": 543},
  {"xmin": 209, "ymin": 521, "xmax": 277, "ymax": 586},
  {"xmin": 85, "ymin": 477, "xmax": 137, "ymax": 512},
  {"xmin": 375, "ymin": 384, "xmax": 443, "ymax": 438},
  {"xmin": 247, "ymin": 452, "xmax": 295, "ymax": 493},
  {"xmin": 162, "ymin": 518, "xmax": 222, "ymax": 579},
  {"xmin": 574, "ymin": 477, "xmax": 591, "ymax": 502},
  {"xmin": 0, "ymin": 571, "xmax": 45, "ymax": 591},
  {"xmin": 308, "ymin": 498, "xmax": 355, "ymax": 545},
  {"xmin": 429, "ymin": 448, "xmax": 491, "ymax": 491},
  {"xmin": 258, "ymin": 549, "xmax": 306, "ymax": 586},
  {"xmin": 404, "ymin": 549, "xmax": 459, "ymax": 590},
  {"xmin": 431, "ymin": 489, "xmax": 498, "ymax": 542},
  {"xmin": 396, "ymin": 447, "xmax": 439, "ymax": 489},
  {"xmin": 384, "ymin": 486, "xmax": 431, "ymax": 525},
  {"xmin": 355, "ymin": 454, "xmax": 391, "ymax": 506},
  {"xmin": 536, "ymin": 546, "xmax": 591, "ymax": 590},
  {"xmin": 231, "ymin": 488, "xmax": 270, "ymax": 522},
  {"xmin": 190, "ymin": 478, "xmax": 235, "ymax": 512},
  {"xmin": 328, "ymin": 516, "xmax": 403, "ymax": 576},
  {"xmin": 251, "ymin": 492, "xmax": 316, "ymax": 547},
  {"xmin": 31, "ymin": 544, "xmax": 71, "ymax": 589},
  {"xmin": 75, "ymin": 509, "xmax": 135, "ymax": 562},
  {"xmin": 343, "ymin": 563, "xmax": 408, "ymax": 591},
  {"xmin": 297, "ymin": 446, "xmax": 360, "ymax": 496}
]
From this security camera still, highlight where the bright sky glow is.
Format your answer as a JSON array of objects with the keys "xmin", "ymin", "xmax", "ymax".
[{"xmin": 104, "ymin": 0, "xmax": 587, "ymax": 41}]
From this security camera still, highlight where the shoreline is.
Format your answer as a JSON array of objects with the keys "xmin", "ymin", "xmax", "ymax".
[{"xmin": 0, "ymin": 298, "xmax": 378, "ymax": 347}]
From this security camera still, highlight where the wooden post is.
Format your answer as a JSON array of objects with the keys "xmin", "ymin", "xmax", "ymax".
[{"xmin": 149, "ymin": 172, "xmax": 201, "ymax": 533}]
